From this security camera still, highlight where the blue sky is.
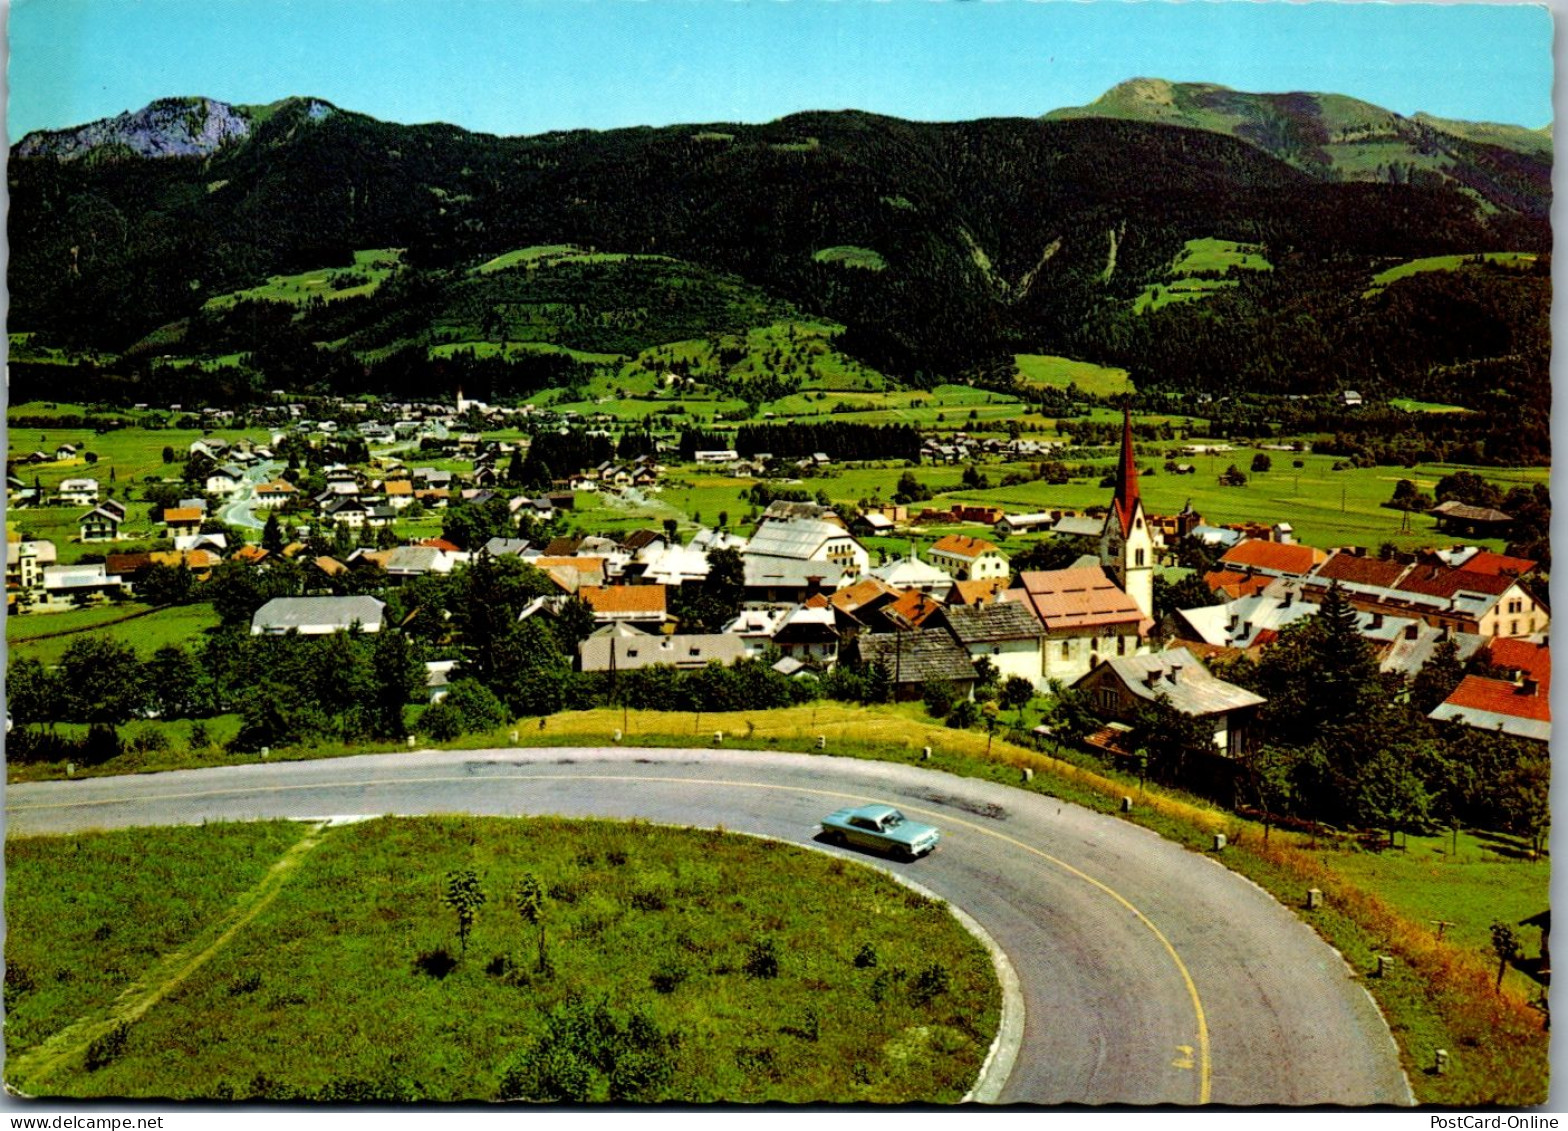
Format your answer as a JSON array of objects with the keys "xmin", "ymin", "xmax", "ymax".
[{"xmin": 8, "ymin": 0, "xmax": 1555, "ymax": 140}]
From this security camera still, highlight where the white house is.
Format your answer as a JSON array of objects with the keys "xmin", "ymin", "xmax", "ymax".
[{"xmin": 251, "ymin": 596, "xmax": 386, "ymax": 635}]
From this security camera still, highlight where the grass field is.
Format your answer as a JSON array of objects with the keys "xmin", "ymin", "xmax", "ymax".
[
  {"xmin": 471, "ymin": 244, "xmax": 640, "ymax": 276},
  {"xmin": 7, "ymin": 816, "xmax": 999, "ymax": 1102},
  {"xmin": 812, "ymin": 246, "xmax": 887, "ymax": 271},
  {"xmin": 1133, "ymin": 237, "xmax": 1272, "ymax": 314},
  {"xmin": 7, "ymin": 602, "xmax": 223, "ymax": 666},
  {"xmin": 1365, "ymin": 252, "xmax": 1539, "ymax": 296},
  {"xmin": 203, "ymin": 248, "xmax": 405, "ymax": 310},
  {"xmin": 1013, "ymin": 354, "xmax": 1133, "ymax": 397},
  {"xmin": 1388, "ymin": 398, "xmax": 1474, "ymax": 414}
]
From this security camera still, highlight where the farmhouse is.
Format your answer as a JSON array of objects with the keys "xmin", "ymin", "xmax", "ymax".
[
  {"xmin": 1072, "ymin": 647, "xmax": 1266, "ymax": 758},
  {"xmin": 928, "ymin": 534, "xmax": 1009, "ymax": 582},
  {"xmin": 579, "ymin": 632, "xmax": 749, "ymax": 673},
  {"xmin": 941, "ymin": 600, "xmax": 1047, "ymax": 689}
]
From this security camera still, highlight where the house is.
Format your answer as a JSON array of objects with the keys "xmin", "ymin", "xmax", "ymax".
[
  {"xmin": 723, "ymin": 606, "xmax": 792, "ymax": 656},
  {"xmin": 1218, "ymin": 539, "xmax": 1328, "ymax": 578},
  {"xmin": 1429, "ymin": 500, "xmax": 1514, "ymax": 539},
  {"xmin": 742, "ymin": 556, "xmax": 846, "ymax": 604},
  {"xmin": 941, "ymin": 600, "xmax": 1047, "ymax": 690},
  {"xmin": 250, "ymin": 596, "xmax": 386, "ymax": 635},
  {"xmin": 53, "ymin": 443, "xmax": 79, "ymax": 462},
  {"xmin": 579, "ymin": 632, "xmax": 750, "ymax": 673},
  {"xmin": 579, "ymin": 584, "xmax": 673, "ymax": 628},
  {"xmin": 746, "ymin": 517, "xmax": 868, "ymax": 576},
  {"xmin": 253, "ymin": 480, "xmax": 299, "ymax": 509},
  {"xmin": 79, "ymin": 504, "xmax": 124, "ymax": 543},
  {"xmin": 1428, "ymin": 637, "xmax": 1550, "ymax": 743},
  {"xmin": 869, "ymin": 550, "xmax": 954, "ymax": 601},
  {"xmin": 56, "ymin": 478, "xmax": 99, "ymax": 507},
  {"xmin": 205, "ymin": 465, "xmax": 245, "ymax": 497},
  {"xmin": 321, "ymin": 497, "xmax": 369, "ymax": 528},
  {"xmin": 5, "ymin": 536, "xmax": 51, "ymax": 600},
  {"xmin": 1005, "ymin": 568, "xmax": 1150, "ymax": 684},
  {"xmin": 1072, "ymin": 648, "xmax": 1266, "ymax": 758},
  {"xmin": 384, "ymin": 479, "xmax": 415, "ymax": 509},
  {"xmin": 533, "ymin": 556, "xmax": 608, "ymax": 594},
  {"xmin": 772, "ymin": 604, "xmax": 840, "ymax": 664},
  {"xmin": 995, "ymin": 512, "xmax": 1056, "ymax": 536},
  {"xmin": 848, "ymin": 630, "xmax": 977, "ymax": 702},
  {"xmin": 41, "ymin": 563, "xmax": 127, "ymax": 607},
  {"xmin": 948, "ymin": 577, "xmax": 1009, "ymax": 607},
  {"xmin": 929, "ymin": 534, "xmax": 1009, "ymax": 582},
  {"xmin": 850, "ymin": 512, "xmax": 898, "ymax": 539},
  {"xmin": 1303, "ymin": 549, "xmax": 1547, "ymax": 639},
  {"xmin": 161, "ymin": 506, "xmax": 204, "ymax": 538}
]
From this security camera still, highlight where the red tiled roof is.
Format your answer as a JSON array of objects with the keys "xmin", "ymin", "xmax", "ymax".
[
  {"xmin": 1442, "ymin": 675, "xmax": 1551, "ymax": 723},
  {"xmin": 1203, "ymin": 569, "xmax": 1273, "ymax": 602},
  {"xmin": 1219, "ymin": 539, "xmax": 1325, "ymax": 576},
  {"xmin": 830, "ymin": 577, "xmax": 899, "ymax": 613},
  {"xmin": 1485, "ymin": 638, "xmax": 1551, "ymax": 688},
  {"xmin": 950, "ymin": 577, "xmax": 1008, "ymax": 605},
  {"xmin": 417, "ymin": 538, "xmax": 463, "ymax": 553},
  {"xmin": 930, "ymin": 534, "xmax": 999, "ymax": 559},
  {"xmin": 886, "ymin": 588, "xmax": 945, "ymax": 627},
  {"xmin": 1312, "ymin": 552, "xmax": 1408, "ymax": 589},
  {"xmin": 1461, "ymin": 550, "xmax": 1536, "ymax": 578},
  {"xmin": 1011, "ymin": 567, "xmax": 1146, "ymax": 633},
  {"xmin": 1395, "ymin": 562, "xmax": 1515, "ymax": 600}
]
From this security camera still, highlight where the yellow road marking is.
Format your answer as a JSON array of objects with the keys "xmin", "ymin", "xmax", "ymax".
[{"xmin": 9, "ymin": 767, "xmax": 1213, "ymax": 1102}]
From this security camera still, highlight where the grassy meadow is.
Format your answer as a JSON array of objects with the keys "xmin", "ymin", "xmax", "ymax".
[
  {"xmin": 203, "ymin": 248, "xmax": 405, "ymax": 310},
  {"xmin": 6, "ymin": 601, "xmax": 223, "ymax": 666},
  {"xmin": 7, "ymin": 816, "xmax": 999, "ymax": 1103}
]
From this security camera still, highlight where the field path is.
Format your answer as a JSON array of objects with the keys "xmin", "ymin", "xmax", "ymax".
[{"xmin": 7, "ymin": 820, "xmax": 332, "ymax": 1093}]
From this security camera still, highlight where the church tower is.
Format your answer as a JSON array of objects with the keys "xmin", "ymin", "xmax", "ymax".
[{"xmin": 1100, "ymin": 407, "xmax": 1155, "ymax": 621}]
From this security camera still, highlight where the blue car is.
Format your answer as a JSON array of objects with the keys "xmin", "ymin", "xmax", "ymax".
[{"xmin": 821, "ymin": 803, "xmax": 940, "ymax": 860}]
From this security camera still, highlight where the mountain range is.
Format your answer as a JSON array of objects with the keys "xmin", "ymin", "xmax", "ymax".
[{"xmin": 7, "ymin": 81, "xmax": 1551, "ymax": 401}]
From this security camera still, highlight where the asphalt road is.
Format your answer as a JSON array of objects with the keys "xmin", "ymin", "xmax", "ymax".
[{"xmin": 5, "ymin": 746, "xmax": 1413, "ymax": 1106}]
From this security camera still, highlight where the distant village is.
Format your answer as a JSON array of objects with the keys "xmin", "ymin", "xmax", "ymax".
[{"xmin": 6, "ymin": 389, "xmax": 1549, "ymax": 763}]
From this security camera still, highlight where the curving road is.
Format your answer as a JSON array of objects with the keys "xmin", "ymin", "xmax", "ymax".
[{"xmin": 5, "ymin": 746, "xmax": 1412, "ymax": 1106}]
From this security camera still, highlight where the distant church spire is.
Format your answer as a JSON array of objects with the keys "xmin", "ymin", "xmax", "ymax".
[{"xmin": 1112, "ymin": 406, "xmax": 1141, "ymax": 538}]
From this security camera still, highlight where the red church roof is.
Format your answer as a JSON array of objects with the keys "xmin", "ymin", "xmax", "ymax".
[{"xmin": 1111, "ymin": 407, "xmax": 1140, "ymax": 537}]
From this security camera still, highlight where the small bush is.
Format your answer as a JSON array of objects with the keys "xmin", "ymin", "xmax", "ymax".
[
  {"xmin": 649, "ymin": 961, "xmax": 689, "ymax": 994},
  {"xmin": 910, "ymin": 963, "xmax": 951, "ymax": 1005},
  {"xmin": 854, "ymin": 942, "xmax": 879, "ymax": 969},
  {"xmin": 227, "ymin": 970, "xmax": 262, "ymax": 996},
  {"xmin": 188, "ymin": 721, "xmax": 212, "ymax": 751},
  {"xmin": 128, "ymin": 728, "xmax": 171, "ymax": 755},
  {"xmin": 414, "ymin": 948, "xmax": 458, "ymax": 979},
  {"xmin": 744, "ymin": 938, "xmax": 780, "ymax": 980}
]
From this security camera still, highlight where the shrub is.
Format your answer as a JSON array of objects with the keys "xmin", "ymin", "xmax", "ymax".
[
  {"xmin": 922, "ymin": 680, "xmax": 957, "ymax": 720},
  {"xmin": 649, "ymin": 960, "xmax": 689, "ymax": 994},
  {"xmin": 744, "ymin": 937, "xmax": 780, "ymax": 979},
  {"xmin": 910, "ymin": 963, "xmax": 952, "ymax": 1005},
  {"xmin": 853, "ymin": 942, "xmax": 879, "ymax": 969},
  {"xmin": 414, "ymin": 948, "xmax": 458, "ymax": 979},
  {"xmin": 128, "ymin": 728, "xmax": 171, "ymax": 755},
  {"xmin": 497, "ymin": 998, "xmax": 678, "ymax": 1102}
]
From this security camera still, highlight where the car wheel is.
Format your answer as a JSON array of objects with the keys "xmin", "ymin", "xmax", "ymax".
[{"xmin": 827, "ymin": 830, "xmax": 846, "ymax": 846}]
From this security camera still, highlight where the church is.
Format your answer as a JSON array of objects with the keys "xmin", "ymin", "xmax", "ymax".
[{"xmin": 1002, "ymin": 409, "xmax": 1154, "ymax": 687}]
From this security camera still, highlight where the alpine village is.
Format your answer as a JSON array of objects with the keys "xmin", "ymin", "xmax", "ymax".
[{"xmin": 4, "ymin": 81, "xmax": 1553, "ymax": 1105}]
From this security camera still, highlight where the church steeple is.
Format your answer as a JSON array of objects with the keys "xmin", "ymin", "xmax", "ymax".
[
  {"xmin": 1112, "ymin": 406, "xmax": 1141, "ymax": 538},
  {"xmin": 1100, "ymin": 405, "xmax": 1154, "ymax": 624}
]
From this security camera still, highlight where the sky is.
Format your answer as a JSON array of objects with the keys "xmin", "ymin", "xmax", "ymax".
[{"xmin": 6, "ymin": 0, "xmax": 1557, "ymax": 142}]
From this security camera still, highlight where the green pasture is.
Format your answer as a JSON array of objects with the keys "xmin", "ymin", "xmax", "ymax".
[
  {"xmin": 1013, "ymin": 355, "xmax": 1133, "ymax": 397},
  {"xmin": 7, "ymin": 817, "xmax": 998, "ymax": 1102},
  {"xmin": 7, "ymin": 602, "xmax": 224, "ymax": 666},
  {"xmin": 1133, "ymin": 237, "xmax": 1271, "ymax": 313},
  {"xmin": 1366, "ymin": 252, "xmax": 1539, "ymax": 295},
  {"xmin": 5, "ymin": 415, "xmax": 270, "ymax": 494},
  {"xmin": 429, "ymin": 340, "xmax": 623, "ymax": 365},
  {"xmin": 1323, "ymin": 829, "xmax": 1549, "ymax": 965},
  {"xmin": 812, "ymin": 246, "xmax": 887, "ymax": 271},
  {"xmin": 203, "ymin": 248, "xmax": 404, "ymax": 310},
  {"xmin": 1170, "ymin": 237, "xmax": 1272, "ymax": 275},
  {"xmin": 471, "ymin": 244, "xmax": 640, "ymax": 276},
  {"xmin": 1388, "ymin": 398, "xmax": 1474, "ymax": 415}
]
